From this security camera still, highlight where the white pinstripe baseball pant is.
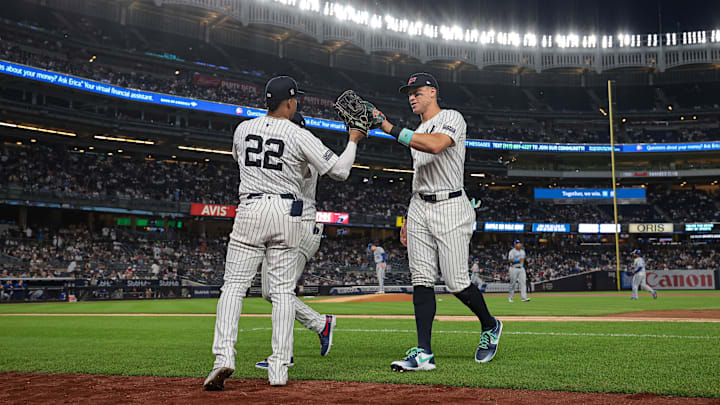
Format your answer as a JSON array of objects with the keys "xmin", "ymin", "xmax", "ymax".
[
  {"xmin": 211, "ymin": 196, "xmax": 301, "ymax": 385},
  {"xmin": 261, "ymin": 220, "xmax": 326, "ymax": 335},
  {"xmin": 407, "ymin": 192, "xmax": 475, "ymax": 293}
]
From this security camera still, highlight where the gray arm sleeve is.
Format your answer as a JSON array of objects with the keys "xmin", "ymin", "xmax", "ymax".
[{"xmin": 326, "ymin": 141, "xmax": 357, "ymax": 181}]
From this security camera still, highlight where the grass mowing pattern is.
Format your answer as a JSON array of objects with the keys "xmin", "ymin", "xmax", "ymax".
[
  {"xmin": 1, "ymin": 291, "xmax": 719, "ymax": 316},
  {"xmin": 0, "ymin": 316, "xmax": 718, "ymax": 397}
]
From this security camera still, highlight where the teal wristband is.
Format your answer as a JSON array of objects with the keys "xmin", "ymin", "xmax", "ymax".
[{"xmin": 397, "ymin": 128, "xmax": 414, "ymax": 146}]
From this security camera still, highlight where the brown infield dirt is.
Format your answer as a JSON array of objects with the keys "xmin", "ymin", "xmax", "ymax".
[{"xmin": 2, "ymin": 373, "xmax": 719, "ymax": 405}]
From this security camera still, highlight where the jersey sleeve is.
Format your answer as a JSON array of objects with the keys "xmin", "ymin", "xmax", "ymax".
[
  {"xmin": 297, "ymin": 129, "xmax": 339, "ymax": 176},
  {"xmin": 231, "ymin": 123, "xmax": 243, "ymax": 162},
  {"xmin": 434, "ymin": 110, "xmax": 466, "ymax": 144}
]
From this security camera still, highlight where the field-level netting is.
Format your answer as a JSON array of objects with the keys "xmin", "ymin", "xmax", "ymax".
[
  {"xmin": 0, "ymin": 291, "xmax": 719, "ymax": 316},
  {"xmin": 0, "ymin": 315, "xmax": 718, "ymax": 397}
]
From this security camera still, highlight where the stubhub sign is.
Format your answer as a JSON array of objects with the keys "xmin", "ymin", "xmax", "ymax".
[{"xmin": 532, "ymin": 223, "xmax": 570, "ymax": 233}]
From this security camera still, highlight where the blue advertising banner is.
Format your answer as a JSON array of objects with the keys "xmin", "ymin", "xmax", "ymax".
[
  {"xmin": 4, "ymin": 59, "xmax": 720, "ymax": 151},
  {"xmin": 484, "ymin": 222, "xmax": 525, "ymax": 232},
  {"xmin": 0, "ymin": 60, "xmax": 395, "ymax": 140},
  {"xmin": 534, "ymin": 188, "xmax": 646, "ymax": 199},
  {"xmin": 531, "ymin": 223, "xmax": 570, "ymax": 233}
]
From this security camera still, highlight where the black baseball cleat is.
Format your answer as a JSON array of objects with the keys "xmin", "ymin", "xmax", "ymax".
[
  {"xmin": 475, "ymin": 317, "xmax": 502, "ymax": 363},
  {"xmin": 203, "ymin": 367, "xmax": 234, "ymax": 391}
]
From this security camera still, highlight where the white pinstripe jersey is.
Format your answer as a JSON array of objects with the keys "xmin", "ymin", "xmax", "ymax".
[
  {"xmin": 411, "ymin": 109, "xmax": 467, "ymax": 194},
  {"xmin": 231, "ymin": 116, "xmax": 338, "ymax": 197},
  {"xmin": 300, "ymin": 165, "xmax": 319, "ymax": 220}
]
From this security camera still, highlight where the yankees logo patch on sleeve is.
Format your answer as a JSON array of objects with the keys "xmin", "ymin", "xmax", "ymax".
[
  {"xmin": 442, "ymin": 125, "xmax": 456, "ymax": 133},
  {"xmin": 322, "ymin": 149, "xmax": 334, "ymax": 161}
]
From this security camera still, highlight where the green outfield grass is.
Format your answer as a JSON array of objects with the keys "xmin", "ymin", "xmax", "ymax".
[
  {"xmin": 0, "ymin": 315, "xmax": 718, "ymax": 397},
  {"xmin": 0, "ymin": 290, "xmax": 719, "ymax": 316}
]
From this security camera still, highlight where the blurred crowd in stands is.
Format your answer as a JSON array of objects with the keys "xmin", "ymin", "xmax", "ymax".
[
  {"xmin": 2, "ymin": 224, "xmax": 719, "ymax": 298},
  {"xmin": 3, "ymin": 144, "xmax": 720, "ymax": 223},
  {"xmin": 2, "ymin": 16, "xmax": 720, "ymax": 143}
]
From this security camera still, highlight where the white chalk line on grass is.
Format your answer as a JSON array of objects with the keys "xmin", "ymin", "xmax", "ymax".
[{"xmin": 235, "ymin": 327, "xmax": 719, "ymax": 340}]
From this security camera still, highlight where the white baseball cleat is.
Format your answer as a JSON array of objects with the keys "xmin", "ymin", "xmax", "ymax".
[
  {"xmin": 203, "ymin": 367, "xmax": 234, "ymax": 391},
  {"xmin": 390, "ymin": 347, "xmax": 436, "ymax": 372}
]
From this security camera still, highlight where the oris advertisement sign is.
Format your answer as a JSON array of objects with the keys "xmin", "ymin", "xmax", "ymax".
[
  {"xmin": 628, "ymin": 223, "xmax": 674, "ymax": 233},
  {"xmin": 621, "ymin": 270, "xmax": 716, "ymax": 290}
]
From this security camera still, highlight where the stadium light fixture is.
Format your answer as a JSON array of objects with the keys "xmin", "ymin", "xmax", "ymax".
[
  {"xmin": 667, "ymin": 105, "xmax": 673, "ymax": 111},
  {"xmin": 94, "ymin": 135, "xmax": 154, "ymax": 145},
  {"xmin": 30, "ymin": 138, "xmax": 36, "ymax": 143},
  {"xmin": 178, "ymin": 145, "xmax": 232, "ymax": 155},
  {"xmin": 0, "ymin": 121, "xmax": 77, "ymax": 137}
]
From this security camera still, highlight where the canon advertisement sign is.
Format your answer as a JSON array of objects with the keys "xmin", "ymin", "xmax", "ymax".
[{"xmin": 622, "ymin": 270, "xmax": 716, "ymax": 290}]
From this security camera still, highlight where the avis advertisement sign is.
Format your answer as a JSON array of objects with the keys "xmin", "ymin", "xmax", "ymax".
[
  {"xmin": 190, "ymin": 204, "xmax": 236, "ymax": 217},
  {"xmin": 189, "ymin": 204, "xmax": 350, "ymax": 223},
  {"xmin": 621, "ymin": 270, "xmax": 716, "ymax": 290}
]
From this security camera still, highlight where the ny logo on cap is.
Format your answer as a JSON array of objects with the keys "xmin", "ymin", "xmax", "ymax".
[
  {"xmin": 290, "ymin": 88, "xmax": 295, "ymax": 96},
  {"xmin": 266, "ymin": 92, "xmax": 272, "ymax": 98},
  {"xmin": 408, "ymin": 77, "xmax": 417, "ymax": 85}
]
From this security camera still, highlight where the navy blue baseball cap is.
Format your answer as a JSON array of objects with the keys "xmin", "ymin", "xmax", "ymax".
[
  {"xmin": 291, "ymin": 112, "xmax": 306, "ymax": 128},
  {"xmin": 368, "ymin": 243, "xmax": 374, "ymax": 249},
  {"xmin": 473, "ymin": 258, "xmax": 479, "ymax": 262},
  {"xmin": 514, "ymin": 240, "xmax": 521, "ymax": 244},
  {"xmin": 634, "ymin": 250, "xmax": 641, "ymax": 255},
  {"xmin": 265, "ymin": 76, "xmax": 304, "ymax": 109},
  {"xmin": 398, "ymin": 72, "xmax": 439, "ymax": 94}
]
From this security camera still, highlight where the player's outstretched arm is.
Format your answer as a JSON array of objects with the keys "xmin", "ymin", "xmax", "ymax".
[
  {"xmin": 326, "ymin": 129, "xmax": 364, "ymax": 181},
  {"xmin": 377, "ymin": 114, "xmax": 452, "ymax": 154}
]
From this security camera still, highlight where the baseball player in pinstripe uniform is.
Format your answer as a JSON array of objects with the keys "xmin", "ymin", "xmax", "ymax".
[
  {"xmin": 254, "ymin": 112, "xmax": 336, "ymax": 371},
  {"xmin": 630, "ymin": 250, "xmax": 657, "ymax": 300},
  {"xmin": 508, "ymin": 240, "xmax": 530, "ymax": 302},
  {"xmin": 369, "ymin": 243, "xmax": 387, "ymax": 293},
  {"xmin": 373, "ymin": 73, "xmax": 502, "ymax": 372},
  {"xmin": 204, "ymin": 76, "xmax": 364, "ymax": 389}
]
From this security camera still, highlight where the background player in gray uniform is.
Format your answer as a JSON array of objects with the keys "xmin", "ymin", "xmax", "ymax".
[
  {"xmin": 630, "ymin": 250, "xmax": 657, "ymax": 300},
  {"xmin": 508, "ymin": 240, "xmax": 530, "ymax": 302},
  {"xmin": 255, "ymin": 112, "xmax": 335, "ymax": 371},
  {"xmin": 369, "ymin": 243, "xmax": 387, "ymax": 293},
  {"xmin": 204, "ymin": 76, "xmax": 364, "ymax": 389},
  {"xmin": 374, "ymin": 72, "xmax": 502, "ymax": 372},
  {"xmin": 470, "ymin": 258, "xmax": 483, "ymax": 288}
]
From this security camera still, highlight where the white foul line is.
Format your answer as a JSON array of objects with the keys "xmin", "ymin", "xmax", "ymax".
[{"xmin": 234, "ymin": 327, "xmax": 719, "ymax": 340}]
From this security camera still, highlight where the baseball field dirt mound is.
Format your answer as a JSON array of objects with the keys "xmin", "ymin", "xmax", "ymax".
[{"xmin": 1, "ymin": 373, "xmax": 717, "ymax": 404}]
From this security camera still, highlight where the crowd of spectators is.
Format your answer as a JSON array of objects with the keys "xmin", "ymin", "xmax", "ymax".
[
  {"xmin": 3, "ymin": 225, "xmax": 719, "ymax": 299},
  {"xmin": 3, "ymin": 143, "xmax": 720, "ymax": 222},
  {"xmin": 3, "ymin": 18, "xmax": 720, "ymax": 143}
]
